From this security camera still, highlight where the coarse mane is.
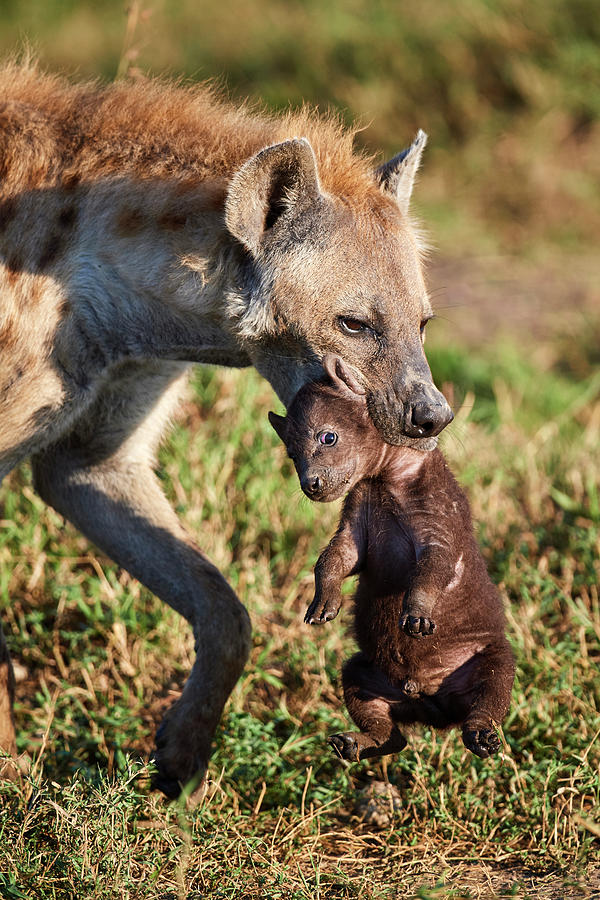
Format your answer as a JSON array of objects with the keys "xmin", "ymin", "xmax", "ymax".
[{"xmin": 0, "ymin": 58, "xmax": 380, "ymax": 206}]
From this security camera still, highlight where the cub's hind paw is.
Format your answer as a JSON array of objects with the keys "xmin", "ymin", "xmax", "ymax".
[
  {"xmin": 399, "ymin": 613, "xmax": 436, "ymax": 637},
  {"xmin": 463, "ymin": 727, "xmax": 501, "ymax": 759},
  {"xmin": 329, "ymin": 732, "xmax": 361, "ymax": 762}
]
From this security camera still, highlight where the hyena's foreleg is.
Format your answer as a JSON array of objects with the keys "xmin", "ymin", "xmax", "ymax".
[
  {"xmin": 0, "ymin": 621, "xmax": 17, "ymax": 779},
  {"xmin": 32, "ymin": 361, "xmax": 252, "ymax": 798}
]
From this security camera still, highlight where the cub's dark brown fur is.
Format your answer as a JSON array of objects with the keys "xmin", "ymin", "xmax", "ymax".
[{"xmin": 269, "ymin": 357, "xmax": 515, "ymax": 761}]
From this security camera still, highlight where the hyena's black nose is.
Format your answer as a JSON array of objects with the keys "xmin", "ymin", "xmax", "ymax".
[{"xmin": 405, "ymin": 394, "xmax": 454, "ymax": 438}]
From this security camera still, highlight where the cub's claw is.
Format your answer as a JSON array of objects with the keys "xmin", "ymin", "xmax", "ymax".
[
  {"xmin": 304, "ymin": 595, "xmax": 341, "ymax": 625},
  {"xmin": 399, "ymin": 613, "xmax": 436, "ymax": 637},
  {"xmin": 463, "ymin": 727, "xmax": 501, "ymax": 759},
  {"xmin": 329, "ymin": 732, "xmax": 361, "ymax": 762}
]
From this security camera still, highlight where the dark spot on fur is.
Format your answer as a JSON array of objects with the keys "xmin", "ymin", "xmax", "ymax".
[
  {"xmin": 37, "ymin": 233, "xmax": 64, "ymax": 271},
  {"xmin": 0, "ymin": 197, "xmax": 16, "ymax": 232},
  {"xmin": 0, "ymin": 362, "xmax": 25, "ymax": 397},
  {"xmin": 28, "ymin": 280, "xmax": 44, "ymax": 304},
  {"xmin": 0, "ymin": 320, "xmax": 17, "ymax": 349},
  {"xmin": 117, "ymin": 207, "xmax": 145, "ymax": 236},
  {"xmin": 158, "ymin": 209, "xmax": 187, "ymax": 231},
  {"xmin": 58, "ymin": 205, "xmax": 77, "ymax": 230},
  {"xmin": 5, "ymin": 252, "xmax": 23, "ymax": 278}
]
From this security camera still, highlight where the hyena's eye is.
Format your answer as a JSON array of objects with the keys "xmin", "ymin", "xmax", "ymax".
[
  {"xmin": 339, "ymin": 317, "xmax": 370, "ymax": 336},
  {"xmin": 317, "ymin": 431, "xmax": 338, "ymax": 446}
]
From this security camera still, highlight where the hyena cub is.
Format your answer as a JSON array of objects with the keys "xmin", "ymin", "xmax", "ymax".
[{"xmin": 269, "ymin": 356, "xmax": 515, "ymax": 762}]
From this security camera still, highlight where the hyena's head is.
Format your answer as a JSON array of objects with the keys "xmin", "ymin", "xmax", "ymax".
[
  {"xmin": 225, "ymin": 134, "xmax": 452, "ymax": 449},
  {"xmin": 269, "ymin": 356, "xmax": 389, "ymax": 502}
]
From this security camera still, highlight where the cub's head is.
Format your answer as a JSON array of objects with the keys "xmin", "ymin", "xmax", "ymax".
[{"xmin": 269, "ymin": 356, "xmax": 385, "ymax": 502}]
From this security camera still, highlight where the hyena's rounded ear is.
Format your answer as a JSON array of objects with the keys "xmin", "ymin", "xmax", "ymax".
[
  {"xmin": 268, "ymin": 410, "xmax": 288, "ymax": 442},
  {"xmin": 322, "ymin": 355, "xmax": 366, "ymax": 399},
  {"xmin": 225, "ymin": 138, "xmax": 323, "ymax": 254},
  {"xmin": 375, "ymin": 130, "xmax": 427, "ymax": 216}
]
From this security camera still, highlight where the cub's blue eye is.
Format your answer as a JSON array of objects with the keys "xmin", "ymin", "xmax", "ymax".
[{"xmin": 317, "ymin": 431, "xmax": 338, "ymax": 446}]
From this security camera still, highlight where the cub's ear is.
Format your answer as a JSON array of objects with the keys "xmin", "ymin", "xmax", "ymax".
[
  {"xmin": 322, "ymin": 354, "xmax": 366, "ymax": 399},
  {"xmin": 225, "ymin": 138, "xmax": 322, "ymax": 254},
  {"xmin": 268, "ymin": 410, "xmax": 288, "ymax": 443},
  {"xmin": 375, "ymin": 130, "xmax": 427, "ymax": 216}
]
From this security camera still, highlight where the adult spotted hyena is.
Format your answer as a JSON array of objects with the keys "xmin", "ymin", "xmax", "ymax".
[{"xmin": 0, "ymin": 61, "xmax": 452, "ymax": 796}]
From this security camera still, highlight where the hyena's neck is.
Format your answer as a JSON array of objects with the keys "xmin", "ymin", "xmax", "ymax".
[
  {"xmin": 62, "ymin": 176, "xmax": 250, "ymax": 368},
  {"xmin": 1, "ymin": 163, "xmax": 251, "ymax": 385}
]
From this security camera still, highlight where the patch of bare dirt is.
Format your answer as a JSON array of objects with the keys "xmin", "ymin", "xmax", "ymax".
[{"xmin": 429, "ymin": 254, "xmax": 599, "ymax": 349}]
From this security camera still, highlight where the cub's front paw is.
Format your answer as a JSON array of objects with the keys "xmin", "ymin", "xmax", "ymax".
[
  {"xmin": 329, "ymin": 732, "xmax": 361, "ymax": 762},
  {"xmin": 399, "ymin": 613, "xmax": 436, "ymax": 637},
  {"xmin": 304, "ymin": 595, "xmax": 341, "ymax": 625},
  {"xmin": 463, "ymin": 727, "xmax": 501, "ymax": 759}
]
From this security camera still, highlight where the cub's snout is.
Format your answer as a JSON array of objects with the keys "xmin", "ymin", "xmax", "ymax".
[{"xmin": 297, "ymin": 464, "xmax": 352, "ymax": 503}]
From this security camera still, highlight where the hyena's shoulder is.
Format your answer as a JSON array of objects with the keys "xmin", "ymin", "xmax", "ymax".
[{"xmin": 0, "ymin": 60, "xmax": 385, "ymax": 480}]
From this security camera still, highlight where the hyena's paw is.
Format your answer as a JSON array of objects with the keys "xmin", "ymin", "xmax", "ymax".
[
  {"xmin": 329, "ymin": 732, "xmax": 362, "ymax": 762},
  {"xmin": 462, "ymin": 727, "xmax": 501, "ymax": 759},
  {"xmin": 399, "ymin": 613, "xmax": 436, "ymax": 637},
  {"xmin": 151, "ymin": 713, "xmax": 208, "ymax": 801}
]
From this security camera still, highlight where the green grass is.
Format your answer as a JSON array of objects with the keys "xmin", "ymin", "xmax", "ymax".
[{"xmin": 1, "ymin": 316, "xmax": 599, "ymax": 898}]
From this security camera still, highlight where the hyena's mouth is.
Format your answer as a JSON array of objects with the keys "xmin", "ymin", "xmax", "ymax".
[{"xmin": 367, "ymin": 391, "xmax": 444, "ymax": 451}]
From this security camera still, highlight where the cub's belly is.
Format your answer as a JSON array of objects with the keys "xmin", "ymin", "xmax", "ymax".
[
  {"xmin": 392, "ymin": 645, "xmax": 486, "ymax": 727},
  {"xmin": 403, "ymin": 642, "xmax": 486, "ymax": 696}
]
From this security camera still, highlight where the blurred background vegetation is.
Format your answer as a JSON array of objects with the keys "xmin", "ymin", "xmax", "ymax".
[{"xmin": 1, "ymin": 0, "xmax": 599, "ymax": 258}]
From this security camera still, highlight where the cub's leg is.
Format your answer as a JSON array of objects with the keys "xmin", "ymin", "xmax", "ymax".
[
  {"xmin": 462, "ymin": 639, "xmax": 515, "ymax": 759},
  {"xmin": 32, "ymin": 360, "xmax": 252, "ymax": 798},
  {"xmin": 330, "ymin": 653, "xmax": 408, "ymax": 761}
]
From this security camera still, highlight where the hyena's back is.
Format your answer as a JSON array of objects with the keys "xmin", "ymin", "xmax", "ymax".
[{"xmin": 0, "ymin": 60, "xmax": 376, "ymax": 479}]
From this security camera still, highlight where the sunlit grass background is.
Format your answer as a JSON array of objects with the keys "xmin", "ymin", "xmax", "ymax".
[{"xmin": 0, "ymin": 1, "xmax": 599, "ymax": 898}]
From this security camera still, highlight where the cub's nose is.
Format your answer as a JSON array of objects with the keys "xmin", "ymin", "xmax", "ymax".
[{"xmin": 301, "ymin": 474, "xmax": 322, "ymax": 497}]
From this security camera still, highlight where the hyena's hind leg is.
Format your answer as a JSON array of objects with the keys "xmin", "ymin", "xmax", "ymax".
[
  {"xmin": 32, "ymin": 360, "xmax": 252, "ymax": 798},
  {"xmin": 330, "ymin": 653, "xmax": 408, "ymax": 762},
  {"xmin": 0, "ymin": 620, "xmax": 17, "ymax": 779}
]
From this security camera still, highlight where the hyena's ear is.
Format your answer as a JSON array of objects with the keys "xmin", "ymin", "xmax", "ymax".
[
  {"xmin": 375, "ymin": 130, "xmax": 427, "ymax": 216},
  {"xmin": 268, "ymin": 411, "xmax": 288, "ymax": 443},
  {"xmin": 225, "ymin": 139, "xmax": 322, "ymax": 254}
]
